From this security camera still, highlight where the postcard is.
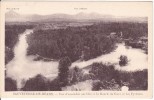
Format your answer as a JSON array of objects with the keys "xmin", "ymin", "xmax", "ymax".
[{"xmin": 0, "ymin": 1, "xmax": 153, "ymax": 98}]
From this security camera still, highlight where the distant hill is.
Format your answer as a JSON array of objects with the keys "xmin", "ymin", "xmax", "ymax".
[{"xmin": 5, "ymin": 11, "xmax": 147, "ymax": 23}]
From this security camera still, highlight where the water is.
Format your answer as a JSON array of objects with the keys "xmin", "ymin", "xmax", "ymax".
[
  {"xmin": 6, "ymin": 29, "xmax": 148, "ymax": 89},
  {"xmin": 6, "ymin": 29, "xmax": 59, "ymax": 89},
  {"xmin": 71, "ymin": 43, "xmax": 148, "ymax": 72}
]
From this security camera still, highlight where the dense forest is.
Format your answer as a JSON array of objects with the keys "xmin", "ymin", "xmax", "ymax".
[
  {"xmin": 27, "ymin": 22, "xmax": 147, "ymax": 62},
  {"xmin": 27, "ymin": 27, "xmax": 115, "ymax": 62},
  {"xmin": 90, "ymin": 22, "xmax": 148, "ymax": 39},
  {"xmin": 5, "ymin": 24, "xmax": 34, "ymax": 49}
]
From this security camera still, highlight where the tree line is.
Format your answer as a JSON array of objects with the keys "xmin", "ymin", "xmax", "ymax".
[{"xmin": 27, "ymin": 22, "xmax": 147, "ymax": 62}]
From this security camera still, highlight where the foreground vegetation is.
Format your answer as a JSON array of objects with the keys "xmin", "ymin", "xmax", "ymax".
[{"xmin": 5, "ymin": 61, "xmax": 148, "ymax": 91}]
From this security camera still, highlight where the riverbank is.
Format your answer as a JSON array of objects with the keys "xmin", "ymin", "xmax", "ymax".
[
  {"xmin": 6, "ymin": 29, "xmax": 59, "ymax": 89},
  {"xmin": 5, "ymin": 22, "xmax": 148, "ymax": 91},
  {"xmin": 72, "ymin": 43, "xmax": 147, "ymax": 72}
]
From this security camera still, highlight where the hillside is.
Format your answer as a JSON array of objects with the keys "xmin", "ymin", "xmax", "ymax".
[{"xmin": 5, "ymin": 11, "xmax": 147, "ymax": 23}]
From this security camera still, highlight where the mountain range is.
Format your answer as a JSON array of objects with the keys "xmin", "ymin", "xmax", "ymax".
[{"xmin": 5, "ymin": 10, "xmax": 147, "ymax": 23}]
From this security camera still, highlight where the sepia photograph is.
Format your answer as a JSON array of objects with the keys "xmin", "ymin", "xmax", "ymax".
[{"xmin": 0, "ymin": 1, "xmax": 152, "ymax": 98}]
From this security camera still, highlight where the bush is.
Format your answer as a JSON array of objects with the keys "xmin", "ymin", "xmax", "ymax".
[
  {"xmin": 89, "ymin": 63, "xmax": 115, "ymax": 81},
  {"xmin": 22, "ymin": 74, "xmax": 49, "ymax": 91},
  {"xmin": 5, "ymin": 77, "xmax": 17, "ymax": 91},
  {"xmin": 48, "ymin": 78, "xmax": 61, "ymax": 91},
  {"xmin": 22, "ymin": 75, "xmax": 62, "ymax": 91},
  {"xmin": 92, "ymin": 80, "xmax": 121, "ymax": 91},
  {"xmin": 68, "ymin": 66, "xmax": 88, "ymax": 84},
  {"xmin": 92, "ymin": 80, "xmax": 103, "ymax": 91},
  {"xmin": 119, "ymin": 55, "xmax": 128, "ymax": 66},
  {"xmin": 88, "ymin": 62, "xmax": 148, "ymax": 90},
  {"xmin": 129, "ymin": 69, "xmax": 148, "ymax": 90}
]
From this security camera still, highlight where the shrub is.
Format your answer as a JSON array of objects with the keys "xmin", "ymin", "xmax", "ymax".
[
  {"xmin": 89, "ymin": 63, "xmax": 115, "ymax": 81},
  {"xmin": 68, "ymin": 66, "xmax": 88, "ymax": 84},
  {"xmin": 129, "ymin": 69, "xmax": 148, "ymax": 90},
  {"xmin": 88, "ymin": 62, "xmax": 148, "ymax": 90},
  {"xmin": 92, "ymin": 80, "xmax": 103, "ymax": 91},
  {"xmin": 22, "ymin": 74, "xmax": 49, "ymax": 91},
  {"xmin": 92, "ymin": 80, "xmax": 121, "ymax": 91},
  {"xmin": 119, "ymin": 55, "xmax": 128, "ymax": 66},
  {"xmin": 5, "ymin": 77, "xmax": 17, "ymax": 91},
  {"xmin": 49, "ymin": 78, "xmax": 61, "ymax": 91}
]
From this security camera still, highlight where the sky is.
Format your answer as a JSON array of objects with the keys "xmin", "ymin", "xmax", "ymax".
[{"xmin": 2, "ymin": 1, "xmax": 152, "ymax": 17}]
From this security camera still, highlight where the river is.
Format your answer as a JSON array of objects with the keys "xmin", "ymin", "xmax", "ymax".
[
  {"xmin": 6, "ymin": 29, "xmax": 59, "ymax": 89},
  {"xmin": 6, "ymin": 29, "xmax": 148, "ymax": 89},
  {"xmin": 71, "ymin": 43, "xmax": 148, "ymax": 72}
]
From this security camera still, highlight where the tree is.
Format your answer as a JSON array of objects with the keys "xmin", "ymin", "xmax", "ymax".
[
  {"xmin": 119, "ymin": 55, "xmax": 128, "ymax": 66},
  {"xmin": 58, "ymin": 57, "xmax": 71, "ymax": 87}
]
